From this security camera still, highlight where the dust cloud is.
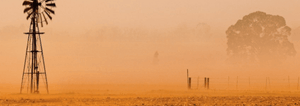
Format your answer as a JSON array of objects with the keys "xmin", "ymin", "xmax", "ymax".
[
  {"xmin": 1, "ymin": 1, "xmax": 300, "ymax": 105},
  {"xmin": 1, "ymin": 18, "xmax": 300, "ymax": 93}
]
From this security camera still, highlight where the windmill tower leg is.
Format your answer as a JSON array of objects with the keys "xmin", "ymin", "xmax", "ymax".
[
  {"xmin": 20, "ymin": 27, "xmax": 31, "ymax": 94},
  {"xmin": 36, "ymin": 23, "xmax": 50, "ymax": 94},
  {"xmin": 20, "ymin": 17, "xmax": 49, "ymax": 94}
]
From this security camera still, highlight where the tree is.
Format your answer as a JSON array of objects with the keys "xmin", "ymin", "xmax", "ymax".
[{"xmin": 226, "ymin": 11, "xmax": 296, "ymax": 65}]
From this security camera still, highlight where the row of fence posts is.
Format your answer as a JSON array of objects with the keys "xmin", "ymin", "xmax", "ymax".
[
  {"xmin": 187, "ymin": 69, "xmax": 300, "ymax": 90},
  {"xmin": 230, "ymin": 76, "xmax": 300, "ymax": 90},
  {"xmin": 187, "ymin": 69, "xmax": 191, "ymax": 89},
  {"xmin": 235, "ymin": 76, "xmax": 300, "ymax": 90},
  {"xmin": 204, "ymin": 77, "xmax": 209, "ymax": 89},
  {"xmin": 187, "ymin": 69, "xmax": 210, "ymax": 90}
]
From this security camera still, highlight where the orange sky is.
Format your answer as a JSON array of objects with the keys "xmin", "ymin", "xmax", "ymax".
[
  {"xmin": 1, "ymin": 0, "xmax": 300, "ymax": 32},
  {"xmin": 0, "ymin": 0, "xmax": 300, "ymax": 89}
]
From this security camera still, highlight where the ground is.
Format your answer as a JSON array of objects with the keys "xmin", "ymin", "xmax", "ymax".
[{"xmin": 1, "ymin": 90, "xmax": 300, "ymax": 106}]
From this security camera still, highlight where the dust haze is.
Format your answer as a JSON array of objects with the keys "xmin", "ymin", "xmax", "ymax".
[{"xmin": 1, "ymin": 0, "xmax": 300, "ymax": 94}]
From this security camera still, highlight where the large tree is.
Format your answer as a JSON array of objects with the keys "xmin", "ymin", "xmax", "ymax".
[{"xmin": 226, "ymin": 11, "xmax": 296, "ymax": 64}]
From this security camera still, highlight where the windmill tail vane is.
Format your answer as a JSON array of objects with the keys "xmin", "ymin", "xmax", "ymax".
[{"xmin": 20, "ymin": 0, "xmax": 56, "ymax": 94}]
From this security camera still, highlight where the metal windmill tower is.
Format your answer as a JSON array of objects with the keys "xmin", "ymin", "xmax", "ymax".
[{"xmin": 20, "ymin": 0, "xmax": 56, "ymax": 94}]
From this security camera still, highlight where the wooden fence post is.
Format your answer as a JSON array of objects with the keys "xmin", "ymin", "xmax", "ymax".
[
  {"xmin": 207, "ymin": 78, "xmax": 210, "ymax": 90},
  {"xmin": 249, "ymin": 77, "xmax": 250, "ymax": 88},
  {"xmin": 197, "ymin": 76, "xmax": 199, "ymax": 89},
  {"xmin": 265, "ymin": 77, "xmax": 267, "ymax": 90},
  {"xmin": 288, "ymin": 76, "xmax": 290, "ymax": 90},
  {"xmin": 187, "ymin": 69, "xmax": 189, "ymax": 89},
  {"xmin": 297, "ymin": 77, "xmax": 299, "ymax": 90},
  {"xmin": 188, "ymin": 77, "xmax": 191, "ymax": 90},
  {"xmin": 228, "ymin": 76, "xmax": 229, "ymax": 89},
  {"xmin": 268, "ymin": 77, "xmax": 271, "ymax": 89},
  {"xmin": 204, "ymin": 77, "xmax": 207, "ymax": 89},
  {"xmin": 236, "ymin": 76, "xmax": 238, "ymax": 90}
]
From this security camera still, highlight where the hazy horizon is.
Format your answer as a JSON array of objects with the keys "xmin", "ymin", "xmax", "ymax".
[{"xmin": 1, "ymin": 1, "xmax": 300, "ymax": 93}]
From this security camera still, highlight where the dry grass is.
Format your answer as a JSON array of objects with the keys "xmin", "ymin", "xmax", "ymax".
[{"xmin": 1, "ymin": 90, "xmax": 300, "ymax": 106}]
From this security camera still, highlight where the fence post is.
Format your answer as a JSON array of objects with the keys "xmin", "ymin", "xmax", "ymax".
[
  {"xmin": 236, "ymin": 76, "xmax": 238, "ymax": 90},
  {"xmin": 265, "ymin": 77, "xmax": 267, "ymax": 90},
  {"xmin": 207, "ymin": 78, "xmax": 209, "ymax": 90},
  {"xmin": 249, "ymin": 77, "xmax": 250, "ymax": 88},
  {"xmin": 188, "ymin": 77, "xmax": 191, "ymax": 90},
  {"xmin": 288, "ymin": 76, "xmax": 290, "ymax": 90},
  {"xmin": 297, "ymin": 77, "xmax": 299, "ymax": 90},
  {"xmin": 197, "ymin": 76, "xmax": 199, "ymax": 90},
  {"xmin": 228, "ymin": 76, "xmax": 229, "ymax": 89},
  {"xmin": 187, "ymin": 69, "xmax": 189, "ymax": 89},
  {"xmin": 204, "ymin": 77, "xmax": 207, "ymax": 89},
  {"xmin": 268, "ymin": 77, "xmax": 271, "ymax": 89}
]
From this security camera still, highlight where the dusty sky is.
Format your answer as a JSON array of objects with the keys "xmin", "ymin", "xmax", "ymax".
[
  {"xmin": 1, "ymin": 0, "xmax": 300, "ymax": 91},
  {"xmin": 1, "ymin": 0, "xmax": 300, "ymax": 32}
]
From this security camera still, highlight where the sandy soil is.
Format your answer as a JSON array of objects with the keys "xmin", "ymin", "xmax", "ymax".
[{"xmin": 1, "ymin": 90, "xmax": 300, "ymax": 106}]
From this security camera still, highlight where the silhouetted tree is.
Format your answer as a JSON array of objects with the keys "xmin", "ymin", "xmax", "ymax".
[{"xmin": 226, "ymin": 11, "xmax": 296, "ymax": 64}]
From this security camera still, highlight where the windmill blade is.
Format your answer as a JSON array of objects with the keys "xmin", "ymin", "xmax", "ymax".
[
  {"xmin": 45, "ymin": 7, "xmax": 55, "ymax": 14},
  {"xmin": 24, "ymin": 7, "xmax": 32, "ymax": 13},
  {"xmin": 44, "ymin": 11, "xmax": 52, "ymax": 20},
  {"xmin": 39, "ymin": 13, "xmax": 43, "ymax": 27},
  {"xmin": 27, "ymin": 12, "xmax": 33, "ymax": 20},
  {"xmin": 42, "ymin": 12, "xmax": 48, "ymax": 25},
  {"xmin": 23, "ymin": 1, "xmax": 33, "ymax": 5},
  {"xmin": 45, "ymin": 0, "xmax": 54, "ymax": 2},
  {"xmin": 46, "ymin": 3, "xmax": 56, "ymax": 7},
  {"xmin": 36, "ymin": 13, "xmax": 40, "ymax": 25}
]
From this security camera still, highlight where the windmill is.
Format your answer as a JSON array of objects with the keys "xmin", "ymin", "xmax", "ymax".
[{"xmin": 20, "ymin": 0, "xmax": 56, "ymax": 94}]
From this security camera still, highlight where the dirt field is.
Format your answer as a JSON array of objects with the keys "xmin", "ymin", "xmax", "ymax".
[{"xmin": 1, "ymin": 90, "xmax": 300, "ymax": 106}]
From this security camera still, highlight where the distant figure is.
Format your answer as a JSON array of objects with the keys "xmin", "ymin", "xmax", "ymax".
[{"xmin": 153, "ymin": 51, "xmax": 159, "ymax": 65}]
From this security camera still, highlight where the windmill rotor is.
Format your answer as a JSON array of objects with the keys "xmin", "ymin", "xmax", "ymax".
[{"xmin": 23, "ymin": 0, "xmax": 56, "ymax": 27}]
